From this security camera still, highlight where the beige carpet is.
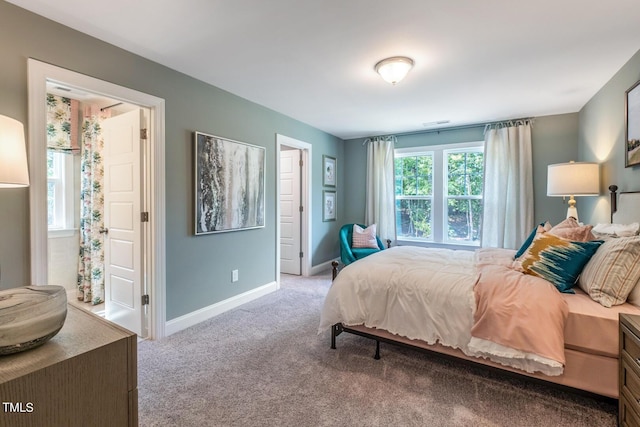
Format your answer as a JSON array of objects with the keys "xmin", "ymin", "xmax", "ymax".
[{"xmin": 138, "ymin": 271, "xmax": 616, "ymax": 426}]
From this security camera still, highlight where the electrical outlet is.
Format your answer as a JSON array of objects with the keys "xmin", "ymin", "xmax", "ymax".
[{"xmin": 232, "ymin": 269, "xmax": 238, "ymax": 282}]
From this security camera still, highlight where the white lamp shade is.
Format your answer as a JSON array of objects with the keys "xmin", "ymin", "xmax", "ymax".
[
  {"xmin": 375, "ymin": 56, "xmax": 414, "ymax": 85},
  {"xmin": 0, "ymin": 114, "xmax": 29, "ymax": 188},
  {"xmin": 547, "ymin": 162, "xmax": 599, "ymax": 196}
]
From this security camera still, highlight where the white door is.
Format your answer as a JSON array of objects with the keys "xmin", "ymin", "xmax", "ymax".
[
  {"xmin": 102, "ymin": 109, "xmax": 145, "ymax": 336},
  {"xmin": 280, "ymin": 149, "xmax": 301, "ymax": 275}
]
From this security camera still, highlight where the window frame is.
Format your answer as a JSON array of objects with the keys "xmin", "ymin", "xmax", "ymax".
[
  {"xmin": 395, "ymin": 141, "xmax": 484, "ymax": 248},
  {"xmin": 47, "ymin": 150, "xmax": 75, "ymax": 237},
  {"xmin": 394, "ymin": 149, "xmax": 435, "ymax": 242}
]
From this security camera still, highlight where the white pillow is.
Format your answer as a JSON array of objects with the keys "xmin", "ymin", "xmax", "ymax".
[
  {"xmin": 352, "ymin": 224, "xmax": 379, "ymax": 249},
  {"xmin": 578, "ymin": 236, "xmax": 640, "ymax": 307},
  {"xmin": 592, "ymin": 222, "xmax": 640, "ymax": 237}
]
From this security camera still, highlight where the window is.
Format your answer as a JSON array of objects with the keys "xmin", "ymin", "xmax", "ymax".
[
  {"xmin": 47, "ymin": 150, "xmax": 74, "ymax": 232},
  {"xmin": 395, "ymin": 141, "xmax": 484, "ymax": 246}
]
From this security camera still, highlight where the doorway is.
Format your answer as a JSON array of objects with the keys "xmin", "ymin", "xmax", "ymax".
[
  {"xmin": 45, "ymin": 85, "xmax": 148, "ymax": 337},
  {"xmin": 28, "ymin": 59, "xmax": 167, "ymax": 339},
  {"xmin": 276, "ymin": 134, "xmax": 311, "ymax": 280}
]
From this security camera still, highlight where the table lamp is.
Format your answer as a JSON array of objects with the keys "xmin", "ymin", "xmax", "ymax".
[
  {"xmin": 547, "ymin": 161, "xmax": 599, "ymax": 222},
  {"xmin": 0, "ymin": 114, "xmax": 29, "ymax": 188}
]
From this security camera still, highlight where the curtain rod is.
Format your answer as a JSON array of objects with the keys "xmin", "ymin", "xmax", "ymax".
[
  {"xmin": 362, "ymin": 135, "xmax": 397, "ymax": 145},
  {"xmin": 361, "ymin": 117, "xmax": 534, "ymax": 141},
  {"xmin": 100, "ymin": 102, "xmax": 123, "ymax": 111}
]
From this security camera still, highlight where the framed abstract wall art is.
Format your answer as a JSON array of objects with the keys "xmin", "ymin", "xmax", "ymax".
[
  {"xmin": 194, "ymin": 131, "xmax": 265, "ymax": 234},
  {"xmin": 625, "ymin": 79, "xmax": 640, "ymax": 167}
]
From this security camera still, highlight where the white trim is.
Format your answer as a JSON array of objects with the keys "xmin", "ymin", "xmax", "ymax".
[
  {"xmin": 48, "ymin": 229, "xmax": 77, "ymax": 239},
  {"xmin": 45, "ymin": 151, "xmax": 74, "ymax": 231},
  {"xmin": 395, "ymin": 240, "xmax": 477, "ymax": 251},
  {"xmin": 275, "ymin": 134, "xmax": 312, "ymax": 281},
  {"xmin": 165, "ymin": 281, "xmax": 278, "ymax": 336},
  {"xmin": 310, "ymin": 258, "xmax": 339, "ymax": 276},
  {"xmin": 27, "ymin": 59, "xmax": 167, "ymax": 339}
]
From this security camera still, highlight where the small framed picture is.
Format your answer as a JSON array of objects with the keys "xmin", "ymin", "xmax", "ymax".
[
  {"xmin": 322, "ymin": 155, "xmax": 336, "ymax": 187},
  {"xmin": 322, "ymin": 190, "xmax": 336, "ymax": 222},
  {"xmin": 625, "ymin": 79, "xmax": 640, "ymax": 167}
]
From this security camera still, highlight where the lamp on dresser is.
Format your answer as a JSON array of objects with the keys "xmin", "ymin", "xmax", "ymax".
[
  {"xmin": 0, "ymin": 113, "xmax": 29, "ymax": 284},
  {"xmin": 547, "ymin": 161, "xmax": 599, "ymax": 222},
  {"xmin": 0, "ymin": 114, "xmax": 29, "ymax": 188}
]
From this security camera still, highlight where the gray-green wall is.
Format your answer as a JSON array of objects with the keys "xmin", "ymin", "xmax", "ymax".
[
  {"xmin": 579, "ymin": 48, "xmax": 640, "ymax": 224},
  {"xmin": 343, "ymin": 113, "xmax": 579, "ymax": 230},
  {"xmin": 0, "ymin": 1, "xmax": 344, "ymax": 320}
]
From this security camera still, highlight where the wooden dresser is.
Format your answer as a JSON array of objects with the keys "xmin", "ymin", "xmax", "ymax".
[
  {"xmin": 0, "ymin": 305, "xmax": 137, "ymax": 427},
  {"xmin": 620, "ymin": 313, "xmax": 640, "ymax": 426}
]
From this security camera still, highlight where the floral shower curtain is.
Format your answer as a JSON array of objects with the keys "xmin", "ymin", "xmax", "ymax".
[{"xmin": 77, "ymin": 106, "xmax": 109, "ymax": 305}]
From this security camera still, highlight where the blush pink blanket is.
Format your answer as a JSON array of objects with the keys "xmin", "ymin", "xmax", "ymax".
[{"xmin": 471, "ymin": 258, "xmax": 569, "ymax": 367}]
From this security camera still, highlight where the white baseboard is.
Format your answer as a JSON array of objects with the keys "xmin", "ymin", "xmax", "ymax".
[
  {"xmin": 310, "ymin": 258, "xmax": 339, "ymax": 276},
  {"xmin": 165, "ymin": 281, "xmax": 277, "ymax": 336}
]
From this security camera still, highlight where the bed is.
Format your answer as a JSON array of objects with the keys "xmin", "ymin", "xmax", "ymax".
[{"xmin": 319, "ymin": 187, "xmax": 640, "ymax": 399}]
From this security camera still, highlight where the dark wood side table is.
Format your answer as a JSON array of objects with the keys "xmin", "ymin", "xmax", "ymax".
[{"xmin": 619, "ymin": 313, "xmax": 640, "ymax": 426}]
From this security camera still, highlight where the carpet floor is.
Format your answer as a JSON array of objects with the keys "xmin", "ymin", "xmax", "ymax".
[{"xmin": 138, "ymin": 271, "xmax": 617, "ymax": 426}]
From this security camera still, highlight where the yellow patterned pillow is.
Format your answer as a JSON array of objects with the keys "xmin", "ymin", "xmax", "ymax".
[{"xmin": 520, "ymin": 233, "xmax": 603, "ymax": 293}]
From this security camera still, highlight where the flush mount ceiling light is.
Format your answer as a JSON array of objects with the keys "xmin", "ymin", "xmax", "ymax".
[{"xmin": 375, "ymin": 56, "xmax": 414, "ymax": 85}]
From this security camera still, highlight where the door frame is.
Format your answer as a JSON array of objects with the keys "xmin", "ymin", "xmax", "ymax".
[
  {"xmin": 27, "ymin": 59, "xmax": 166, "ymax": 339},
  {"xmin": 276, "ymin": 134, "xmax": 311, "ymax": 280}
]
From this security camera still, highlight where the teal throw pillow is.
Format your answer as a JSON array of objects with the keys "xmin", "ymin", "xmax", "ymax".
[{"xmin": 520, "ymin": 233, "xmax": 603, "ymax": 293}]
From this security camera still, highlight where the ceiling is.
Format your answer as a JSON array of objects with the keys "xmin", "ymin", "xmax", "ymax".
[{"xmin": 9, "ymin": 0, "xmax": 640, "ymax": 140}]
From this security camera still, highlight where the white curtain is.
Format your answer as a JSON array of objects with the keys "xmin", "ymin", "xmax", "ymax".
[
  {"xmin": 481, "ymin": 120, "xmax": 533, "ymax": 249},
  {"xmin": 365, "ymin": 136, "xmax": 397, "ymax": 242}
]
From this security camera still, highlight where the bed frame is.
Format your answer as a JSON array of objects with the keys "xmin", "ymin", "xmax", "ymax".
[{"xmin": 328, "ymin": 185, "xmax": 639, "ymax": 399}]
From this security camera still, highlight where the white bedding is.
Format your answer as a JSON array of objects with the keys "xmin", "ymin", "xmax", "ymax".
[
  {"xmin": 319, "ymin": 246, "xmax": 565, "ymax": 376},
  {"xmin": 319, "ymin": 246, "xmax": 477, "ymax": 352}
]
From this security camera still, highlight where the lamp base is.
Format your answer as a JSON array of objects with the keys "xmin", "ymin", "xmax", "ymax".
[{"xmin": 566, "ymin": 196, "xmax": 578, "ymax": 222}]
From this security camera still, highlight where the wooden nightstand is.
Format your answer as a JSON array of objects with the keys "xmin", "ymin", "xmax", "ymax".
[{"xmin": 620, "ymin": 313, "xmax": 640, "ymax": 426}]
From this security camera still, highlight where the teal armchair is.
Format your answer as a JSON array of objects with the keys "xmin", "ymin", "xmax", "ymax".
[{"xmin": 339, "ymin": 223, "xmax": 387, "ymax": 266}]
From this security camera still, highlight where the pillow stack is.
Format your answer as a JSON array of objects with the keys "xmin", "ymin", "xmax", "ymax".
[{"xmin": 515, "ymin": 218, "xmax": 640, "ymax": 307}]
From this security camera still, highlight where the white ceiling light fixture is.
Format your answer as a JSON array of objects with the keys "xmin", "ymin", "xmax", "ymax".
[{"xmin": 375, "ymin": 56, "xmax": 414, "ymax": 85}]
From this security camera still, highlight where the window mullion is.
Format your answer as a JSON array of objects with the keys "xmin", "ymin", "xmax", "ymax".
[
  {"xmin": 432, "ymin": 149, "xmax": 444, "ymax": 243},
  {"xmin": 63, "ymin": 153, "xmax": 75, "ymax": 229}
]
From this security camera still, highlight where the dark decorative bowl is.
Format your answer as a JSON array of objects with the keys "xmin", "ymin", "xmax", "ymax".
[{"xmin": 0, "ymin": 285, "xmax": 68, "ymax": 355}]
